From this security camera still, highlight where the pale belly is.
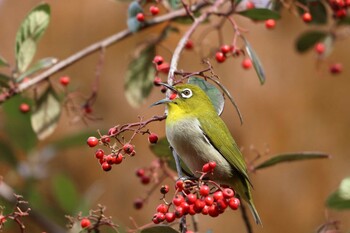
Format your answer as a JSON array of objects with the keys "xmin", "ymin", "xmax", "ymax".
[{"xmin": 166, "ymin": 118, "xmax": 233, "ymax": 184}]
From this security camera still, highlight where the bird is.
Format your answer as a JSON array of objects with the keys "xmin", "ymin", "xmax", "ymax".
[{"xmin": 152, "ymin": 83, "xmax": 262, "ymax": 225}]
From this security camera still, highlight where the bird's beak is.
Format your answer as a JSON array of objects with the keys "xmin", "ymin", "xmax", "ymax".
[{"xmin": 150, "ymin": 83, "xmax": 178, "ymax": 107}]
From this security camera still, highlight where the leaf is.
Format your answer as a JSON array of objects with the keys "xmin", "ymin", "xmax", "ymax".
[
  {"xmin": 254, "ymin": 152, "xmax": 330, "ymax": 170},
  {"xmin": 50, "ymin": 131, "xmax": 98, "ymax": 150},
  {"xmin": 127, "ymin": 1, "xmax": 143, "ymax": 32},
  {"xmin": 326, "ymin": 177, "xmax": 350, "ymax": 210},
  {"xmin": 238, "ymin": 8, "xmax": 281, "ymax": 20},
  {"xmin": 150, "ymin": 137, "xmax": 191, "ymax": 174},
  {"xmin": 0, "ymin": 139, "xmax": 17, "ymax": 167},
  {"xmin": 30, "ymin": 87, "xmax": 61, "ymax": 140},
  {"xmin": 141, "ymin": 225, "xmax": 180, "ymax": 233},
  {"xmin": 188, "ymin": 77, "xmax": 224, "ymax": 115},
  {"xmin": 52, "ymin": 173, "xmax": 79, "ymax": 214},
  {"xmin": 17, "ymin": 57, "xmax": 58, "ymax": 82},
  {"xmin": 15, "ymin": 3, "xmax": 51, "ymax": 72},
  {"xmin": 2, "ymin": 95, "xmax": 37, "ymax": 152},
  {"xmin": 0, "ymin": 55, "xmax": 9, "ymax": 67},
  {"xmin": 243, "ymin": 37, "xmax": 266, "ymax": 85},
  {"xmin": 0, "ymin": 73, "xmax": 10, "ymax": 87},
  {"xmin": 295, "ymin": 30, "xmax": 327, "ymax": 53},
  {"xmin": 124, "ymin": 45, "xmax": 155, "ymax": 107},
  {"xmin": 337, "ymin": 16, "xmax": 350, "ymax": 25}
]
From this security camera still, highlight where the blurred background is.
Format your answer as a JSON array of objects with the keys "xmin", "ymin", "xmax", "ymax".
[{"xmin": 0, "ymin": 0, "xmax": 349, "ymax": 232}]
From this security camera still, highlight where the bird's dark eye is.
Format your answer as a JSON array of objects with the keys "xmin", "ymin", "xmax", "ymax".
[{"xmin": 181, "ymin": 88, "xmax": 192, "ymax": 98}]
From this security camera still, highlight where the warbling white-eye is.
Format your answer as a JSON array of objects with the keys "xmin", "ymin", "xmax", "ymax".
[{"xmin": 153, "ymin": 83, "xmax": 262, "ymax": 225}]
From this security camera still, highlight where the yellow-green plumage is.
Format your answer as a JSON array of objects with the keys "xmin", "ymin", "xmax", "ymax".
[{"xmin": 160, "ymin": 84, "xmax": 262, "ymax": 225}]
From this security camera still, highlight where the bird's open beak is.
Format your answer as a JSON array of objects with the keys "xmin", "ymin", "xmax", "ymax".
[{"xmin": 150, "ymin": 83, "xmax": 178, "ymax": 107}]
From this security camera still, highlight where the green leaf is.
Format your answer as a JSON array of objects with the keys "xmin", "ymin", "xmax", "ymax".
[
  {"xmin": 52, "ymin": 173, "xmax": 79, "ymax": 214},
  {"xmin": 124, "ymin": 45, "xmax": 155, "ymax": 107},
  {"xmin": 50, "ymin": 131, "xmax": 98, "ymax": 150},
  {"xmin": 15, "ymin": 3, "xmax": 51, "ymax": 72},
  {"xmin": 127, "ymin": 1, "xmax": 143, "ymax": 32},
  {"xmin": 2, "ymin": 95, "xmax": 37, "ymax": 152},
  {"xmin": 30, "ymin": 87, "xmax": 61, "ymax": 140},
  {"xmin": 337, "ymin": 16, "xmax": 350, "ymax": 25},
  {"xmin": 149, "ymin": 137, "xmax": 191, "ymax": 174},
  {"xmin": 243, "ymin": 37, "xmax": 266, "ymax": 85},
  {"xmin": 295, "ymin": 30, "xmax": 327, "ymax": 53},
  {"xmin": 0, "ymin": 55, "xmax": 9, "ymax": 67},
  {"xmin": 141, "ymin": 225, "xmax": 180, "ymax": 233},
  {"xmin": 0, "ymin": 139, "xmax": 17, "ymax": 167},
  {"xmin": 254, "ymin": 152, "xmax": 330, "ymax": 170},
  {"xmin": 17, "ymin": 57, "xmax": 58, "ymax": 82},
  {"xmin": 326, "ymin": 177, "xmax": 350, "ymax": 210},
  {"xmin": 0, "ymin": 73, "xmax": 10, "ymax": 87},
  {"xmin": 188, "ymin": 77, "xmax": 224, "ymax": 115},
  {"xmin": 238, "ymin": 8, "xmax": 281, "ymax": 20}
]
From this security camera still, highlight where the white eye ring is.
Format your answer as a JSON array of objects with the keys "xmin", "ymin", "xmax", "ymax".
[{"xmin": 181, "ymin": 88, "xmax": 192, "ymax": 98}]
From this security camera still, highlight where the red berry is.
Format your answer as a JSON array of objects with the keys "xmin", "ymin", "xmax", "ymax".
[
  {"xmin": 87, "ymin": 136, "xmax": 99, "ymax": 147},
  {"xmin": 302, "ymin": 12, "xmax": 312, "ymax": 23},
  {"xmin": 19, "ymin": 103, "xmax": 30, "ymax": 113},
  {"xmin": 208, "ymin": 161, "xmax": 216, "ymax": 170},
  {"xmin": 330, "ymin": 63, "xmax": 343, "ymax": 74},
  {"xmin": 156, "ymin": 62, "xmax": 170, "ymax": 74},
  {"xmin": 141, "ymin": 176, "xmax": 150, "ymax": 184},
  {"xmin": 160, "ymin": 86, "xmax": 167, "ymax": 93},
  {"xmin": 152, "ymin": 214, "xmax": 160, "ymax": 224},
  {"xmin": 265, "ymin": 19, "xmax": 276, "ymax": 29},
  {"xmin": 95, "ymin": 149, "xmax": 104, "ymax": 159},
  {"xmin": 188, "ymin": 205, "xmax": 196, "ymax": 215},
  {"xmin": 220, "ymin": 45, "xmax": 232, "ymax": 54},
  {"xmin": 202, "ymin": 163, "xmax": 211, "ymax": 173},
  {"xmin": 123, "ymin": 143, "xmax": 134, "ymax": 154},
  {"xmin": 314, "ymin": 42, "xmax": 325, "ymax": 54},
  {"xmin": 200, "ymin": 185, "xmax": 210, "ymax": 196},
  {"xmin": 186, "ymin": 193, "xmax": 197, "ymax": 204},
  {"xmin": 149, "ymin": 6, "xmax": 160, "ymax": 15},
  {"xmin": 153, "ymin": 76, "xmax": 162, "ymax": 86},
  {"xmin": 215, "ymin": 52, "xmax": 226, "ymax": 63},
  {"xmin": 222, "ymin": 188, "xmax": 235, "ymax": 198},
  {"xmin": 148, "ymin": 133, "xmax": 158, "ymax": 144},
  {"xmin": 165, "ymin": 212, "xmax": 176, "ymax": 223},
  {"xmin": 80, "ymin": 218, "xmax": 91, "ymax": 228},
  {"xmin": 84, "ymin": 105, "xmax": 92, "ymax": 114},
  {"xmin": 136, "ymin": 13, "xmax": 145, "ymax": 22},
  {"xmin": 208, "ymin": 204, "xmax": 219, "ymax": 217},
  {"xmin": 185, "ymin": 39, "xmax": 194, "ymax": 50},
  {"xmin": 204, "ymin": 196, "xmax": 214, "ymax": 206},
  {"xmin": 153, "ymin": 55, "xmax": 164, "ymax": 65},
  {"xmin": 106, "ymin": 154, "xmax": 115, "ymax": 164},
  {"xmin": 101, "ymin": 135, "xmax": 110, "ymax": 144},
  {"xmin": 174, "ymin": 206, "xmax": 185, "ymax": 218},
  {"xmin": 228, "ymin": 197, "xmax": 240, "ymax": 210},
  {"xmin": 108, "ymin": 127, "xmax": 117, "ymax": 135},
  {"xmin": 194, "ymin": 199, "xmax": 205, "ymax": 212},
  {"xmin": 156, "ymin": 203, "xmax": 168, "ymax": 213},
  {"xmin": 59, "ymin": 76, "xmax": 70, "ymax": 86},
  {"xmin": 176, "ymin": 180, "xmax": 184, "ymax": 191},
  {"xmin": 134, "ymin": 198, "xmax": 143, "ymax": 209},
  {"xmin": 113, "ymin": 153, "xmax": 123, "ymax": 164},
  {"xmin": 136, "ymin": 168, "xmax": 145, "ymax": 177},
  {"xmin": 242, "ymin": 58, "xmax": 253, "ymax": 70},
  {"xmin": 202, "ymin": 205, "xmax": 209, "ymax": 215},
  {"xmin": 335, "ymin": 9, "xmax": 347, "ymax": 18},
  {"xmin": 173, "ymin": 195, "xmax": 185, "ymax": 206},
  {"xmin": 101, "ymin": 162, "xmax": 112, "ymax": 171},
  {"xmin": 216, "ymin": 199, "xmax": 228, "ymax": 211},
  {"xmin": 160, "ymin": 185, "xmax": 169, "ymax": 194},
  {"xmin": 246, "ymin": 1, "xmax": 255, "ymax": 9},
  {"xmin": 213, "ymin": 191, "xmax": 224, "ymax": 201}
]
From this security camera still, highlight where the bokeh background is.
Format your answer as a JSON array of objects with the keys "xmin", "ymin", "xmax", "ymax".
[{"xmin": 0, "ymin": 0, "xmax": 349, "ymax": 233}]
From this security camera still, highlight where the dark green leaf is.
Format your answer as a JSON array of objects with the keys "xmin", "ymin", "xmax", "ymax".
[
  {"xmin": 188, "ymin": 77, "xmax": 224, "ymax": 115},
  {"xmin": 255, "ymin": 152, "xmax": 330, "ymax": 170},
  {"xmin": 0, "ymin": 73, "xmax": 10, "ymax": 87},
  {"xmin": 149, "ymin": 137, "xmax": 191, "ymax": 174},
  {"xmin": 50, "ymin": 131, "xmax": 98, "ymax": 150},
  {"xmin": 326, "ymin": 177, "xmax": 350, "ymax": 210},
  {"xmin": 30, "ymin": 87, "xmax": 61, "ymax": 140},
  {"xmin": 52, "ymin": 173, "xmax": 79, "ymax": 214},
  {"xmin": 243, "ymin": 37, "xmax": 266, "ymax": 85},
  {"xmin": 295, "ymin": 30, "xmax": 327, "ymax": 53},
  {"xmin": 297, "ymin": 0, "xmax": 327, "ymax": 24},
  {"xmin": 238, "ymin": 8, "xmax": 281, "ymax": 20},
  {"xmin": 17, "ymin": 57, "xmax": 58, "ymax": 82},
  {"xmin": 0, "ymin": 139, "xmax": 17, "ymax": 167},
  {"xmin": 337, "ymin": 16, "xmax": 350, "ymax": 25},
  {"xmin": 167, "ymin": 0, "xmax": 182, "ymax": 9},
  {"xmin": 15, "ymin": 3, "xmax": 51, "ymax": 72},
  {"xmin": 141, "ymin": 225, "xmax": 180, "ymax": 233},
  {"xmin": 125, "ymin": 45, "xmax": 155, "ymax": 107},
  {"xmin": 2, "ymin": 95, "xmax": 37, "ymax": 152},
  {"xmin": 0, "ymin": 55, "xmax": 9, "ymax": 67}
]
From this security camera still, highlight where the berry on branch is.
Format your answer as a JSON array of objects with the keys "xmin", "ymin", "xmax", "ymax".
[{"xmin": 87, "ymin": 136, "xmax": 99, "ymax": 147}]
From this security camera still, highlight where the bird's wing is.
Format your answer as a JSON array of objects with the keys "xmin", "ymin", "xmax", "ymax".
[{"xmin": 198, "ymin": 115, "xmax": 250, "ymax": 183}]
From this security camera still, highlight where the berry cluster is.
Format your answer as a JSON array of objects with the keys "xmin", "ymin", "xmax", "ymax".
[
  {"xmin": 151, "ymin": 162, "xmax": 240, "ymax": 225},
  {"xmin": 136, "ymin": 5, "xmax": 160, "ymax": 22},
  {"xmin": 328, "ymin": 0, "xmax": 350, "ymax": 18},
  {"xmin": 152, "ymin": 55, "xmax": 171, "ymax": 92},
  {"xmin": 215, "ymin": 44, "xmax": 253, "ymax": 70}
]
